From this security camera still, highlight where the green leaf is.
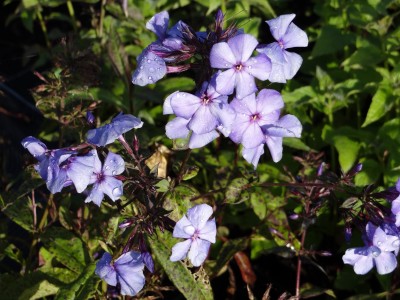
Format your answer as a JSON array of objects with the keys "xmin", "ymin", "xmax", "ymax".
[
  {"xmin": 41, "ymin": 227, "xmax": 89, "ymax": 273},
  {"xmin": 225, "ymin": 178, "xmax": 250, "ymax": 204},
  {"xmin": 148, "ymin": 230, "xmax": 214, "ymax": 300},
  {"xmin": 322, "ymin": 125, "xmax": 361, "ymax": 172},
  {"xmin": 250, "ymin": 235, "xmax": 277, "ymax": 259},
  {"xmin": 163, "ymin": 184, "xmax": 199, "ymax": 222},
  {"xmin": 54, "ymin": 263, "xmax": 98, "ymax": 300},
  {"xmin": 362, "ymin": 85, "xmax": 393, "ymax": 127},
  {"xmin": 209, "ymin": 238, "xmax": 248, "ymax": 276},
  {"xmin": 283, "ymin": 138, "xmax": 311, "ymax": 151},
  {"xmin": 311, "ymin": 25, "xmax": 355, "ymax": 57},
  {"xmin": 0, "ymin": 272, "xmax": 60, "ymax": 300},
  {"xmin": 156, "ymin": 77, "xmax": 195, "ymax": 95},
  {"xmin": 354, "ymin": 159, "xmax": 381, "ymax": 186},
  {"xmin": 2, "ymin": 195, "xmax": 34, "ymax": 232},
  {"xmin": 342, "ymin": 44, "xmax": 383, "ymax": 68}
]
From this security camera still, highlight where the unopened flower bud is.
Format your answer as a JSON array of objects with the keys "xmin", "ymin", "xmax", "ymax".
[{"xmin": 86, "ymin": 110, "xmax": 95, "ymax": 126}]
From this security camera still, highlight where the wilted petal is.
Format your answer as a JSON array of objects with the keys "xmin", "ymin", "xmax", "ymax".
[
  {"xmin": 188, "ymin": 131, "xmax": 219, "ymax": 149},
  {"xmin": 245, "ymin": 54, "xmax": 271, "ymax": 81},
  {"xmin": 146, "ymin": 11, "xmax": 169, "ymax": 40},
  {"xmin": 188, "ymin": 239, "xmax": 211, "ymax": 267},
  {"xmin": 282, "ymin": 23, "xmax": 308, "ymax": 49},
  {"xmin": 166, "ymin": 117, "xmax": 190, "ymax": 139},
  {"xmin": 215, "ymin": 69, "xmax": 236, "ymax": 96},
  {"xmin": 227, "ymin": 34, "xmax": 258, "ymax": 62},
  {"xmin": 170, "ymin": 239, "xmax": 192, "ymax": 261},
  {"xmin": 242, "ymin": 144, "xmax": 265, "ymax": 169},
  {"xmin": 95, "ymin": 252, "xmax": 117, "ymax": 286},
  {"xmin": 210, "ymin": 42, "xmax": 236, "ymax": 68},
  {"xmin": 170, "ymin": 92, "xmax": 201, "ymax": 119},
  {"xmin": 173, "ymin": 215, "xmax": 195, "ymax": 239},
  {"xmin": 266, "ymin": 14, "xmax": 296, "ymax": 41},
  {"xmin": 282, "ymin": 51, "xmax": 303, "ymax": 80},
  {"xmin": 265, "ymin": 136, "xmax": 283, "ymax": 163},
  {"xmin": 198, "ymin": 218, "xmax": 217, "ymax": 243},
  {"xmin": 103, "ymin": 152, "xmax": 125, "ymax": 176},
  {"xmin": 375, "ymin": 252, "xmax": 397, "ymax": 275},
  {"xmin": 186, "ymin": 204, "xmax": 214, "ymax": 230}
]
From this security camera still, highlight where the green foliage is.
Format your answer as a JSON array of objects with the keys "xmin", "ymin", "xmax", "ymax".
[{"xmin": 2, "ymin": 0, "xmax": 400, "ymax": 298}]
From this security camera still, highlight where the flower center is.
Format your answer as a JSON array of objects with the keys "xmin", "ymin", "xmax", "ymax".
[
  {"xmin": 201, "ymin": 95, "xmax": 211, "ymax": 105},
  {"xmin": 97, "ymin": 172, "xmax": 105, "ymax": 183},
  {"xmin": 191, "ymin": 229, "xmax": 200, "ymax": 241},
  {"xmin": 278, "ymin": 40, "xmax": 284, "ymax": 49},
  {"xmin": 235, "ymin": 64, "xmax": 243, "ymax": 71},
  {"xmin": 250, "ymin": 113, "xmax": 260, "ymax": 122}
]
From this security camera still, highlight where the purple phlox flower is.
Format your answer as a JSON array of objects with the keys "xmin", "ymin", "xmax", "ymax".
[
  {"xmin": 165, "ymin": 80, "xmax": 236, "ymax": 135},
  {"xmin": 165, "ymin": 116, "xmax": 220, "ymax": 149},
  {"xmin": 86, "ymin": 112, "xmax": 143, "ymax": 147},
  {"xmin": 342, "ymin": 222, "xmax": 400, "ymax": 275},
  {"xmin": 163, "ymin": 80, "xmax": 236, "ymax": 149},
  {"xmin": 85, "ymin": 151, "xmax": 125, "ymax": 206},
  {"xmin": 95, "ymin": 251, "xmax": 145, "ymax": 296},
  {"xmin": 257, "ymin": 14, "xmax": 308, "ymax": 83},
  {"xmin": 21, "ymin": 136, "xmax": 79, "ymax": 194},
  {"xmin": 132, "ymin": 12, "xmax": 194, "ymax": 86},
  {"xmin": 53, "ymin": 150, "xmax": 96, "ymax": 193},
  {"xmin": 170, "ymin": 204, "xmax": 216, "ymax": 267},
  {"xmin": 210, "ymin": 33, "xmax": 271, "ymax": 99},
  {"xmin": 228, "ymin": 89, "xmax": 302, "ymax": 168}
]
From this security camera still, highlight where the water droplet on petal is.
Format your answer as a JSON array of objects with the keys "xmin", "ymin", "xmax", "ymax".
[
  {"xmin": 112, "ymin": 187, "xmax": 122, "ymax": 197},
  {"xmin": 140, "ymin": 66, "xmax": 144, "ymax": 70},
  {"xmin": 392, "ymin": 239, "xmax": 400, "ymax": 247},
  {"xmin": 105, "ymin": 165, "xmax": 110, "ymax": 170},
  {"xmin": 149, "ymin": 67, "xmax": 155, "ymax": 72},
  {"xmin": 148, "ymin": 76, "xmax": 153, "ymax": 81},
  {"xmin": 112, "ymin": 170, "xmax": 116, "ymax": 175},
  {"xmin": 377, "ymin": 241, "xmax": 382, "ymax": 246},
  {"xmin": 372, "ymin": 249, "xmax": 380, "ymax": 257},
  {"xmin": 147, "ymin": 59, "xmax": 151, "ymax": 63}
]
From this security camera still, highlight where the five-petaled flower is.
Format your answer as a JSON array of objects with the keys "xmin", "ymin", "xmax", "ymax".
[
  {"xmin": 210, "ymin": 33, "xmax": 271, "ymax": 99},
  {"xmin": 342, "ymin": 222, "xmax": 400, "ymax": 275},
  {"xmin": 95, "ymin": 251, "xmax": 145, "ymax": 296},
  {"xmin": 170, "ymin": 204, "xmax": 216, "ymax": 266},
  {"xmin": 85, "ymin": 151, "xmax": 125, "ymax": 206},
  {"xmin": 257, "ymin": 14, "xmax": 308, "ymax": 83}
]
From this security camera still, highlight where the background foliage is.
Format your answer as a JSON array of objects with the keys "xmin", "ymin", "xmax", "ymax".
[{"xmin": 1, "ymin": 0, "xmax": 400, "ymax": 299}]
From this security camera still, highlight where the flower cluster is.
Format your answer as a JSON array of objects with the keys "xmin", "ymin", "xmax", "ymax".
[
  {"xmin": 22, "ymin": 113, "xmax": 142, "ymax": 206},
  {"xmin": 343, "ymin": 178, "xmax": 400, "ymax": 275},
  {"xmin": 132, "ymin": 11, "xmax": 308, "ymax": 168}
]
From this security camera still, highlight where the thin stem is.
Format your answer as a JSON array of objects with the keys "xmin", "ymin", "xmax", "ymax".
[
  {"xmin": 66, "ymin": 0, "xmax": 78, "ymax": 31},
  {"xmin": 36, "ymin": 8, "xmax": 51, "ymax": 48},
  {"xmin": 27, "ymin": 194, "xmax": 53, "ymax": 271},
  {"xmin": 177, "ymin": 149, "xmax": 192, "ymax": 183},
  {"xmin": 98, "ymin": 0, "xmax": 107, "ymax": 38}
]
